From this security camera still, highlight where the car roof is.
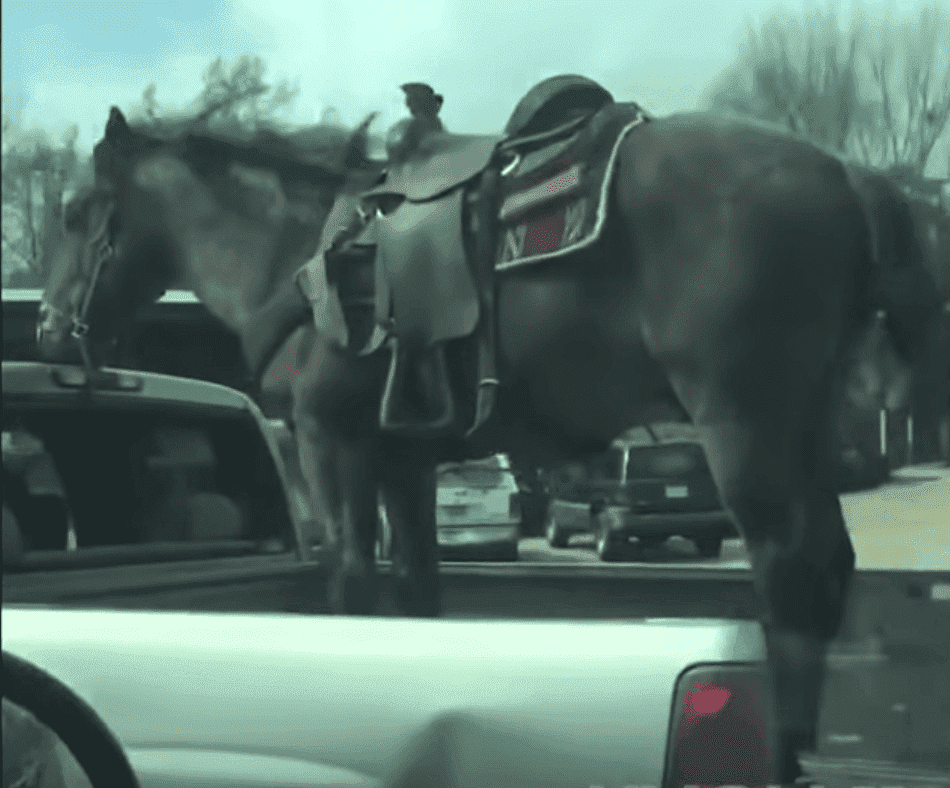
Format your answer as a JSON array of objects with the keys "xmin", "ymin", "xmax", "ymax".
[
  {"xmin": 438, "ymin": 453, "xmax": 512, "ymax": 472},
  {"xmin": 612, "ymin": 424, "xmax": 702, "ymax": 449},
  {"xmin": 2, "ymin": 362, "xmax": 252, "ymax": 412}
]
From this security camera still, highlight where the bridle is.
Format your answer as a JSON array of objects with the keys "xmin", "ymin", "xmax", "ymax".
[{"xmin": 39, "ymin": 197, "xmax": 116, "ymax": 372}]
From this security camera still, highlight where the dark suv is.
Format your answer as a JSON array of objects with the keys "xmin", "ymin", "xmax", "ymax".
[{"xmin": 544, "ymin": 427, "xmax": 737, "ymax": 561}]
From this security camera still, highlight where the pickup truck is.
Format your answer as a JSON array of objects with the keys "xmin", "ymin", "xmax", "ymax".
[
  {"xmin": 4, "ymin": 338, "xmax": 949, "ymax": 787},
  {"xmin": 5, "ymin": 570, "xmax": 949, "ymax": 788}
]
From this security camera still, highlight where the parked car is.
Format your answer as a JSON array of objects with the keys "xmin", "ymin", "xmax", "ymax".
[
  {"xmin": 544, "ymin": 426, "xmax": 737, "ymax": 561},
  {"xmin": 276, "ymin": 444, "xmax": 522, "ymax": 563},
  {"xmin": 436, "ymin": 454, "xmax": 522, "ymax": 562},
  {"xmin": 2, "ymin": 362, "xmax": 308, "ymax": 608}
]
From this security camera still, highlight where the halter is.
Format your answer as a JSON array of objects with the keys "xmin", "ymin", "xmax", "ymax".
[{"xmin": 40, "ymin": 198, "xmax": 116, "ymax": 373}]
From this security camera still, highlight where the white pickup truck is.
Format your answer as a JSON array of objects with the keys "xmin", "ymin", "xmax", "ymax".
[{"xmin": 3, "ymin": 363, "xmax": 949, "ymax": 787}]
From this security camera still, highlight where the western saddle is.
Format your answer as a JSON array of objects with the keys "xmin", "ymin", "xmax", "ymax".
[{"xmin": 331, "ymin": 76, "xmax": 617, "ymax": 437}]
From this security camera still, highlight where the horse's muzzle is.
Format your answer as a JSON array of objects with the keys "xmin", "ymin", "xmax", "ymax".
[{"xmin": 35, "ymin": 307, "xmax": 74, "ymax": 362}]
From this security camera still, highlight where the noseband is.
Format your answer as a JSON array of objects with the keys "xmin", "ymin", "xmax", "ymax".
[{"xmin": 40, "ymin": 198, "xmax": 116, "ymax": 371}]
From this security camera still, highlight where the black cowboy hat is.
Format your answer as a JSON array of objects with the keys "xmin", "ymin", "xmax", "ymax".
[{"xmin": 400, "ymin": 83, "xmax": 444, "ymax": 116}]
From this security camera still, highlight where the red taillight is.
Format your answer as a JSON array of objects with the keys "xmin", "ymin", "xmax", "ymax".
[{"xmin": 664, "ymin": 666, "xmax": 776, "ymax": 788}]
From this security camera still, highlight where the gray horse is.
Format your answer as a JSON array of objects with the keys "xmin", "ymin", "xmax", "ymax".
[{"xmin": 38, "ymin": 79, "xmax": 942, "ymax": 782}]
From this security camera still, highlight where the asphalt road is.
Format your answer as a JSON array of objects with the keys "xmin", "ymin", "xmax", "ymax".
[{"xmin": 515, "ymin": 463, "xmax": 950, "ymax": 571}]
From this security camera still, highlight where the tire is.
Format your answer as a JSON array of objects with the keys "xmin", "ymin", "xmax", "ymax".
[
  {"xmin": 545, "ymin": 512, "xmax": 569, "ymax": 548},
  {"xmin": 595, "ymin": 516, "xmax": 625, "ymax": 562},
  {"xmin": 638, "ymin": 535, "xmax": 665, "ymax": 551},
  {"xmin": 3, "ymin": 650, "xmax": 140, "ymax": 788},
  {"xmin": 695, "ymin": 534, "xmax": 723, "ymax": 559}
]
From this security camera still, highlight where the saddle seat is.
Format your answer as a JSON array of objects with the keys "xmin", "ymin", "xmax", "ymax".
[{"xmin": 364, "ymin": 132, "xmax": 503, "ymax": 202}]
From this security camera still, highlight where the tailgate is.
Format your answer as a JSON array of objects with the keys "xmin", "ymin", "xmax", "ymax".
[
  {"xmin": 814, "ymin": 571, "xmax": 950, "ymax": 775},
  {"xmin": 800, "ymin": 755, "xmax": 950, "ymax": 788}
]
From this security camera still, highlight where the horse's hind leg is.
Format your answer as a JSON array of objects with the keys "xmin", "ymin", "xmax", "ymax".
[
  {"xmin": 378, "ymin": 440, "xmax": 441, "ymax": 617},
  {"xmin": 686, "ymin": 375, "xmax": 854, "ymax": 782}
]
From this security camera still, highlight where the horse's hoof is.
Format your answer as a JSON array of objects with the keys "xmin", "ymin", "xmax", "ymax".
[
  {"xmin": 393, "ymin": 579, "xmax": 441, "ymax": 618},
  {"xmin": 329, "ymin": 569, "xmax": 378, "ymax": 616}
]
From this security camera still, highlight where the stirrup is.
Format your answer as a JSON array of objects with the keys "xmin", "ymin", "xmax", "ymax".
[
  {"xmin": 466, "ymin": 378, "xmax": 499, "ymax": 437},
  {"xmin": 379, "ymin": 339, "xmax": 455, "ymax": 433}
]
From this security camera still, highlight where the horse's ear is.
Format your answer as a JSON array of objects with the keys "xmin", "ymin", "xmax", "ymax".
[
  {"xmin": 343, "ymin": 112, "xmax": 379, "ymax": 169},
  {"xmin": 105, "ymin": 106, "xmax": 131, "ymax": 143}
]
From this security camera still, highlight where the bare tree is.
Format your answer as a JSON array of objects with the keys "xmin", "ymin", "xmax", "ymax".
[
  {"xmin": 192, "ymin": 55, "xmax": 299, "ymax": 135},
  {"xmin": 855, "ymin": 5, "xmax": 950, "ymax": 175},
  {"xmin": 705, "ymin": 2, "xmax": 950, "ymax": 180},
  {"xmin": 1, "ymin": 109, "xmax": 88, "ymax": 288}
]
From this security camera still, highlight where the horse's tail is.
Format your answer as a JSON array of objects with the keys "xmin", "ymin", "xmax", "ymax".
[{"xmin": 852, "ymin": 167, "xmax": 943, "ymax": 366}]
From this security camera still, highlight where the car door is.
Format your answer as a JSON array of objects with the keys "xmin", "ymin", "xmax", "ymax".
[{"xmin": 2, "ymin": 403, "xmax": 320, "ymax": 615}]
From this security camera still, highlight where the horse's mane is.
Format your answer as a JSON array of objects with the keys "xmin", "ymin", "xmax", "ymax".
[{"xmin": 96, "ymin": 110, "xmax": 376, "ymax": 189}]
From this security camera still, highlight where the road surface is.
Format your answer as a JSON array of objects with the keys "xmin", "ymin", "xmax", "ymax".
[{"xmin": 515, "ymin": 463, "xmax": 949, "ymax": 571}]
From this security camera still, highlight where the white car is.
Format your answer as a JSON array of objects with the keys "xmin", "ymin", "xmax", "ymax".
[
  {"xmin": 275, "ymin": 443, "xmax": 522, "ymax": 563},
  {"xmin": 436, "ymin": 454, "xmax": 521, "ymax": 562}
]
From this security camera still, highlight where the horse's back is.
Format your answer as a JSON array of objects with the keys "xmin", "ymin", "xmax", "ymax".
[{"xmin": 613, "ymin": 113, "xmax": 871, "ymax": 371}]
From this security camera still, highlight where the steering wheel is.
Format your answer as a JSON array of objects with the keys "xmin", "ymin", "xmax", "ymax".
[{"xmin": 2, "ymin": 650, "xmax": 140, "ymax": 788}]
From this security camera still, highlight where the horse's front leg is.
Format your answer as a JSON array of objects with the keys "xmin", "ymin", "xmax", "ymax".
[
  {"xmin": 290, "ymin": 331, "xmax": 381, "ymax": 615},
  {"xmin": 379, "ymin": 440, "xmax": 441, "ymax": 617},
  {"xmin": 293, "ymin": 410, "xmax": 380, "ymax": 615}
]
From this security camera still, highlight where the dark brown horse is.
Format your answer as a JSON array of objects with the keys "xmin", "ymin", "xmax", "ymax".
[{"xmin": 38, "ymin": 85, "xmax": 941, "ymax": 781}]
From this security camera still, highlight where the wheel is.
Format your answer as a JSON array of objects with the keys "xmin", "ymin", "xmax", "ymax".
[
  {"xmin": 695, "ymin": 534, "xmax": 723, "ymax": 559},
  {"xmin": 595, "ymin": 515, "xmax": 626, "ymax": 562},
  {"xmin": 545, "ymin": 512, "xmax": 569, "ymax": 548},
  {"xmin": 2, "ymin": 650, "xmax": 140, "ymax": 787}
]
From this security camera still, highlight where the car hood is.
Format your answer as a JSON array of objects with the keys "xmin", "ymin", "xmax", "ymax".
[{"xmin": 2, "ymin": 606, "xmax": 766, "ymax": 787}]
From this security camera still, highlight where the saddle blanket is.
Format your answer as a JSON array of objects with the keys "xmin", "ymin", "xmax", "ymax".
[{"xmin": 495, "ymin": 101, "xmax": 648, "ymax": 271}]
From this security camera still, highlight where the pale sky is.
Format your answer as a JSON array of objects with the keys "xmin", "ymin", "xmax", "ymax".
[{"xmin": 2, "ymin": 0, "xmax": 946, "ymax": 168}]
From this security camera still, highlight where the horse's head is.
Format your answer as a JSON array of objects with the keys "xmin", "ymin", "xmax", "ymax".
[
  {"xmin": 38, "ymin": 106, "xmax": 382, "ymax": 365},
  {"xmin": 37, "ymin": 108, "xmax": 178, "ymax": 364}
]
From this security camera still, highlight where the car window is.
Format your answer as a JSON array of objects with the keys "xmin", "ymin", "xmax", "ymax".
[
  {"xmin": 2, "ymin": 407, "xmax": 293, "ymax": 569},
  {"xmin": 588, "ymin": 449, "xmax": 625, "ymax": 482}
]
